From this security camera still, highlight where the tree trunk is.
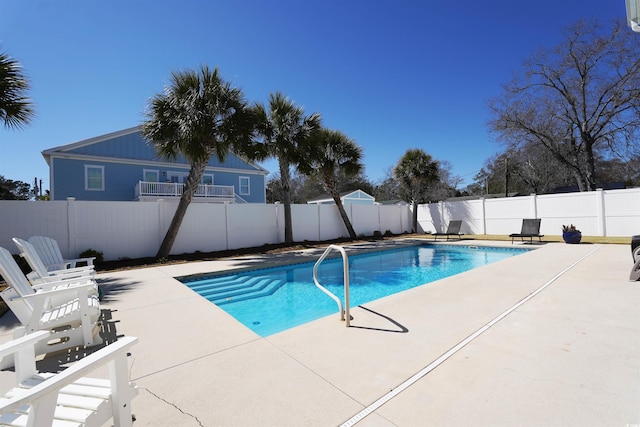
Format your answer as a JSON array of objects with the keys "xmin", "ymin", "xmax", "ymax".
[
  {"xmin": 572, "ymin": 171, "xmax": 588, "ymax": 192},
  {"xmin": 584, "ymin": 140, "xmax": 597, "ymax": 191},
  {"xmin": 156, "ymin": 159, "xmax": 207, "ymax": 259},
  {"xmin": 412, "ymin": 201, "xmax": 418, "ymax": 233},
  {"xmin": 279, "ymin": 160, "xmax": 294, "ymax": 244},
  {"xmin": 332, "ymin": 194, "xmax": 357, "ymax": 239}
]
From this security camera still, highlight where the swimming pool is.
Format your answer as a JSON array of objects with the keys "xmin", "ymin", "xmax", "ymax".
[{"xmin": 179, "ymin": 244, "xmax": 529, "ymax": 337}]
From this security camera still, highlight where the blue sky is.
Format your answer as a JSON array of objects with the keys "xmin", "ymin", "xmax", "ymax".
[{"xmin": 0, "ymin": 0, "xmax": 626, "ymax": 193}]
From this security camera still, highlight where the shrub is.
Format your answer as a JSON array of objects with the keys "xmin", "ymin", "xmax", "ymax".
[
  {"xmin": 372, "ymin": 230, "xmax": 382, "ymax": 239},
  {"xmin": 79, "ymin": 249, "xmax": 104, "ymax": 265},
  {"xmin": 384, "ymin": 230, "xmax": 394, "ymax": 237}
]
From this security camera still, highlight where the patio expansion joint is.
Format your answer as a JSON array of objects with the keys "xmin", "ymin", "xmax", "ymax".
[
  {"xmin": 112, "ymin": 294, "xmax": 202, "ymax": 314},
  {"xmin": 339, "ymin": 245, "xmax": 603, "ymax": 427},
  {"xmin": 130, "ymin": 337, "xmax": 263, "ymax": 382}
]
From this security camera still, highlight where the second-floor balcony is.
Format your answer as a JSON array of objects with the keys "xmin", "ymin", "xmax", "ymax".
[{"xmin": 134, "ymin": 181, "xmax": 240, "ymax": 203}]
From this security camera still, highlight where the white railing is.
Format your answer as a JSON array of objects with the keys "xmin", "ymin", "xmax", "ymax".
[
  {"xmin": 313, "ymin": 244, "xmax": 351, "ymax": 327},
  {"xmin": 135, "ymin": 181, "xmax": 235, "ymax": 199}
]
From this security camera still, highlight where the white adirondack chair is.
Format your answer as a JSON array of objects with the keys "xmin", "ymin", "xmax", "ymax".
[
  {"xmin": 28, "ymin": 235, "xmax": 95, "ymax": 270},
  {"xmin": 13, "ymin": 238, "xmax": 95, "ymax": 285},
  {"xmin": 12, "ymin": 238, "xmax": 100, "ymax": 301},
  {"xmin": 0, "ymin": 331, "xmax": 138, "ymax": 427},
  {"xmin": 0, "ymin": 246, "xmax": 102, "ymax": 364}
]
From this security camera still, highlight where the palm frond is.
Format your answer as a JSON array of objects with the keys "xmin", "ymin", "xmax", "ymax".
[
  {"xmin": 0, "ymin": 51, "xmax": 35, "ymax": 130},
  {"xmin": 141, "ymin": 65, "xmax": 255, "ymax": 164}
]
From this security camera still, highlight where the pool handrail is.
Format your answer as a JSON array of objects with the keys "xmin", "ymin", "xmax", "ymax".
[{"xmin": 313, "ymin": 244, "xmax": 351, "ymax": 327}]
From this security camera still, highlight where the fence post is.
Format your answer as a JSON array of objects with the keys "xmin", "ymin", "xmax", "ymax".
[
  {"xmin": 350, "ymin": 203, "xmax": 354, "ymax": 236},
  {"xmin": 224, "ymin": 202, "xmax": 230, "ymax": 250},
  {"xmin": 596, "ymin": 188, "xmax": 606, "ymax": 237},
  {"xmin": 481, "ymin": 198, "xmax": 487, "ymax": 235},
  {"xmin": 274, "ymin": 202, "xmax": 280, "ymax": 243},
  {"xmin": 531, "ymin": 194, "xmax": 538, "ymax": 218},
  {"xmin": 157, "ymin": 199, "xmax": 164, "ymax": 250},
  {"xmin": 66, "ymin": 197, "xmax": 76, "ymax": 258},
  {"xmin": 317, "ymin": 203, "xmax": 321, "ymax": 241}
]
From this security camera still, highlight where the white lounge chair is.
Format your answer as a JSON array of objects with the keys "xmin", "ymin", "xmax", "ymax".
[
  {"xmin": 13, "ymin": 237, "xmax": 95, "ymax": 285},
  {"xmin": 13, "ymin": 237, "xmax": 101, "ymax": 300},
  {"xmin": 28, "ymin": 235, "xmax": 95, "ymax": 270},
  {"xmin": 0, "ymin": 246, "xmax": 102, "ymax": 364},
  {"xmin": 0, "ymin": 331, "xmax": 138, "ymax": 427}
]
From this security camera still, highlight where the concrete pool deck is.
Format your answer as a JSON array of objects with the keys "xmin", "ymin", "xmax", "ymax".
[{"xmin": 1, "ymin": 239, "xmax": 638, "ymax": 426}]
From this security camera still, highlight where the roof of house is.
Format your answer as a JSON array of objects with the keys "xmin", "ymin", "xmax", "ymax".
[
  {"xmin": 307, "ymin": 189, "xmax": 375, "ymax": 203},
  {"xmin": 42, "ymin": 126, "xmax": 269, "ymax": 174}
]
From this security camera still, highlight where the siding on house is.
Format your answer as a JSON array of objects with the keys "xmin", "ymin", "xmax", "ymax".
[{"xmin": 43, "ymin": 126, "xmax": 268, "ymax": 202}]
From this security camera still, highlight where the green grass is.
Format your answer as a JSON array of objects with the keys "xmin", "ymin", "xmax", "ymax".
[{"xmin": 416, "ymin": 233, "xmax": 630, "ymax": 245}]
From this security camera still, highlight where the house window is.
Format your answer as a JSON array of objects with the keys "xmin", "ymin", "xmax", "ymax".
[
  {"xmin": 202, "ymin": 174, "xmax": 213, "ymax": 185},
  {"xmin": 144, "ymin": 169, "xmax": 159, "ymax": 182},
  {"xmin": 239, "ymin": 176, "xmax": 250, "ymax": 195},
  {"xmin": 85, "ymin": 165, "xmax": 104, "ymax": 191},
  {"xmin": 167, "ymin": 172, "xmax": 188, "ymax": 183}
]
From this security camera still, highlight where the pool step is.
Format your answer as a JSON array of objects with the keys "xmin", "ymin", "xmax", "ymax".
[
  {"xmin": 188, "ymin": 275, "xmax": 268, "ymax": 296},
  {"xmin": 185, "ymin": 275, "xmax": 286, "ymax": 305}
]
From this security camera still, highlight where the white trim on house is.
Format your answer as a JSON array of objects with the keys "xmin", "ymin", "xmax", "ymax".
[
  {"xmin": 41, "ymin": 126, "xmax": 270, "ymax": 175},
  {"xmin": 44, "ymin": 153, "xmax": 269, "ymax": 176},
  {"xmin": 84, "ymin": 165, "xmax": 105, "ymax": 191},
  {"xmin": 143, "ymin": 169, "xmax": 159, "ymax": 182},
  {"xmin": 239, "ymin": 176, "xmax": 250, "ymax": 195},
  {"xmin": 307, "ymin": 189, "xmax": 376, "ymax": 205},
  {"xmin": 43, "ymin": 126, "xmax": 141, "ymax": 157}
]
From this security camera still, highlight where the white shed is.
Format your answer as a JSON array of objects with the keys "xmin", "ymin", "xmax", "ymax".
[{"xmin": 307, "ymin": 189, "xmax": 376, "ymax": 205}]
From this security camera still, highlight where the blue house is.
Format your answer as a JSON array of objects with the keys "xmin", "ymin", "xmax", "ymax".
[{"xmin": 42, "ymin": 126, "xmax": 269, "ymax": 202}]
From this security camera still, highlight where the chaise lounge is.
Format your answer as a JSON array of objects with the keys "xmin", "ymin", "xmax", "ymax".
[
  {"xmin": 432, "ymin": 220, "xmax": 464, "ymax": 241},
  {"xmin": 509, "ymin": 218, "xmax": 544, "ymax": 244}
]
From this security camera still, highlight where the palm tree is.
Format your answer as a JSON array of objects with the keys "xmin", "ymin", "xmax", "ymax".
[
  {"xmin": 301, "ymin": 129, "xmax": 363, "ymax": 239},
  {"xmin": 253, "ymin": 92, "xmax": 321, "ymax": 244},
  {"xmin": 394, "ymin": 149, "xmax": 439, "ymax": 233},
  {"xmin": 0, "ymin": 51, "xmax": 35, "ymax": 130},
  {"xmin": 142, "ymin": 66, "xmax": 256, "ymax": 259}
]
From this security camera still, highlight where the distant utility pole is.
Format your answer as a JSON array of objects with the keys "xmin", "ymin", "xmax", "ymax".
[{"xmin": 33, "ymin": 177, "xmax": 43, "ymax": 199}]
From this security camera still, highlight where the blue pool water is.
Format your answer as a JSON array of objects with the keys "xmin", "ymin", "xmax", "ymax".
[{"xmin": 179, "ymin": 244, "xmax": 529, "ymax": 337}]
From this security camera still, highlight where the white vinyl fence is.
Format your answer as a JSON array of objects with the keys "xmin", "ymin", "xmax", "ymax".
[
  {"xmin": 0, "ymin": 199, "xmax": 411, "ymax": 261},
  {"xmin": 418, "ymin": 187, "xmax": 640, "ymax": 238},
  {"xmin": 0, "ymin": 187, "xmax": 638, "ymax": 261}
]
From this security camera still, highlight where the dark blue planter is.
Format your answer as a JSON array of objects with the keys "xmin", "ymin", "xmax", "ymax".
[{"xmin": 563, "ymin": 231, "xmax": 582, "ymax": 244}]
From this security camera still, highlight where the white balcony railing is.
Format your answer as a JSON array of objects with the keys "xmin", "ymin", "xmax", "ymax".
[{"xmin": 134, "ymin": 181, "xmax": 235, "ymax": 201}]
